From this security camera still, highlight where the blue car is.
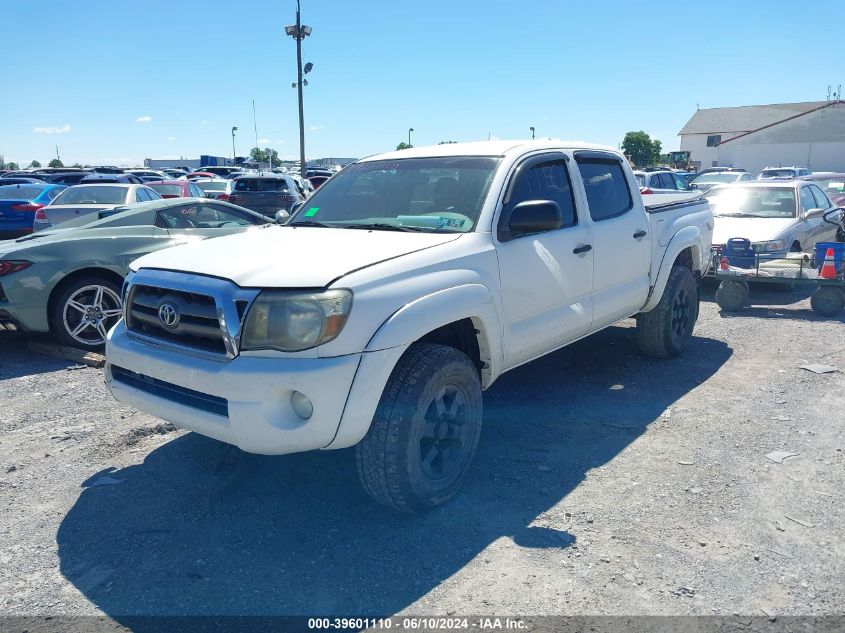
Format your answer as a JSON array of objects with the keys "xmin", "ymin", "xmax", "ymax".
[{"xmin": 0, "ymin": 183, "xmax": 67, "ymax": 240}]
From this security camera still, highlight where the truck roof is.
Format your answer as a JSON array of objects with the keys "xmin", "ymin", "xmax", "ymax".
[{"xmin": 364, "ymin": 140, "xmax": 619, "ymax": 162}]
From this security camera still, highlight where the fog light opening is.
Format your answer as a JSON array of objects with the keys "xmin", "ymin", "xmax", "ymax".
[{"xmin": 291, "ymin": 391, "xmax": 313, "ymax": 420}]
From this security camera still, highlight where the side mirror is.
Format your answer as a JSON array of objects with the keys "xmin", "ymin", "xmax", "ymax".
[
  {"xmin": 689, "ymin": 183, "xmax": 698, "ymax": 190},
  {"xmin": 290, "ymin": 201, "xmax": 305, "ymax": 214},
  {"xmin": 275, "ymin": 209, "xmax": 290, "ymax": 224},
  {"xmin": 205, "ymin": 192, "xmax": 214, "ymax": 198},
  {"xmin": 507, "ymin": 200, "xmax": 562, "ymax": 237}
]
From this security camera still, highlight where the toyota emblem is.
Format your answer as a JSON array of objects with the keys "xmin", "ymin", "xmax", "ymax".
[{"xmin": 158, "ymin": 302, "xmax": 180, "ymax": 328}]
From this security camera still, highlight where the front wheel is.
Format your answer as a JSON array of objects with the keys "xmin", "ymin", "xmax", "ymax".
[
  {"xmin": 811, "ymin": 287, "xmax": 845, "ymax": 317},
  {"xmin": 49, "ymin": 276, "xmax": 122, "ymax": 351},
  {"xmin": 355, "ymin": 343, "xmax": 483, "ymax": 513},
  {"xmin": 636, "ymin": 265, "xmax": 698, "ymax": 359}
]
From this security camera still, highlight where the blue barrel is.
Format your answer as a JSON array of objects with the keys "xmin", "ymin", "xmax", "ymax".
[{"xmin": 814, "ymin": 242, "xmax": 845, "ymax": 271}]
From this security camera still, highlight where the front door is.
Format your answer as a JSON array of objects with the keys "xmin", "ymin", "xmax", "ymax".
[{"xmin": 495, "ymin": 154, "xmax": 594, "ymax": 369}]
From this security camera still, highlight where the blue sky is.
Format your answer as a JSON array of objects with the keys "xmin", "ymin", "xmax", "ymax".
[{"xmin": 1, "ymin": 0, "xmax": 843, "ymax": 167}]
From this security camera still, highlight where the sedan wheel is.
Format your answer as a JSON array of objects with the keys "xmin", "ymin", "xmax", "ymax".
[{"xmin": 51, "ymin": 277, "xmax": 122, "ymax": 350}]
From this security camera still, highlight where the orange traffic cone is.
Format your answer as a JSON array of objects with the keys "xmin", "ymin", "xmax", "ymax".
[{"xmin": 819, "ymin": 247, "xmax": 837, "ymax": 279}]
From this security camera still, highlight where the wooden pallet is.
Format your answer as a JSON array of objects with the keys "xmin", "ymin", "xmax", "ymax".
[{"xmin": 27, "ymin": 341, "xmax": 105, "ymax": 369}]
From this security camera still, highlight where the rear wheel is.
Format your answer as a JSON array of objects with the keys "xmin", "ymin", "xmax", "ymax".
[
  {"xmin": 715, "ymin": 280, "xmax": 749, "ymax": 311},
  {"xmin": 355, "ymin": 343, "xmax": 483, "ymax": 513},
  {"xmin": 49, "ymin": 276, "xmax": 122, "ymax": 351},
  {"xmin": 637, "ymin": 265, "xmax": 698, "ymax": 359},
  {"xmin": 810, "ymin": 287, "xmax": 845, "ymax": 317}
]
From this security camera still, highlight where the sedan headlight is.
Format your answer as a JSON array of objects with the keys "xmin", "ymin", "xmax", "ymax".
[
  {"xmin": 240, "ymin": 289, "xmax": 353, "ymax": 352},
  {"xmin": 752, "ymin": 240, "xmax": 786, "ymax": 252}
]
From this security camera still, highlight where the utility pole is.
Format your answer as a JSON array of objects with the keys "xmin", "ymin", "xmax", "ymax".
[
  {"xmin": 231, "ymin": 126, "xmax": 238, "ymax": 164},
  {"xmin": 529, "ymin": 126, "xmax": 535, "ymax": 140},
  {"xmin": 408, "ymin": 128, "xmax": 414, "ymax": 147},
  {"xmin": 286, "ymin": 1, "xmax": 312, "ymax": 177}
]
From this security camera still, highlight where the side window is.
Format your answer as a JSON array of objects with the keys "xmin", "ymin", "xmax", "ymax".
[
  {"xmin": 500, "ymin": 159, "xmax": 577, "ymax": 238},
  {"xmin": 799, "ymin": 187, "xmax": 817, "ymax": 212},
  {"xmin": 706, "ymin": 135, "xmax": 721, "ymax": 147},
  {"xmin": 810, "ymin": 185, "xmax": 831, "ymax": 209},
  {"xmin": 47, "ymin": 188, "xmax": 63, "ymax": 200},
  {"xmin": 672, "ymin": 174, "xmax": 689, "ymax": 190},
  {"xmin": 134, "ymin": 189, "xmax": 146, "ymax": 202},
  {"xmin": 741, "ymin": 174, "xmax": 754, "ymax": 181},
  {"xmin": 656, "ymin": 173, "xmax": 675, "ymax": 190},
  {"xmin": 189, "ymin": 184, "xmax": 203, "ymax": 197},
  {"xmin": 576, "ymin": 159, "xmax": 634, "ymax": 221}
]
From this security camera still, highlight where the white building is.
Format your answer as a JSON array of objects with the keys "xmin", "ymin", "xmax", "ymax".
[{"xmin": 678, "ymin": 100, "xmax": 845, "ymax": 173}]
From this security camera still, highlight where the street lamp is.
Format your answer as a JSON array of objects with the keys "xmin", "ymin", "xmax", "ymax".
[
  {"xmin": 286, "ymin": 0, "xmax": 312, "ymax": 177},
  {"xmin": 408, "ymin": 128, "xmax": 414, "ymax": 147},
  {"xmin": 529, "ymin": 126, "xmax": 535, "ymax": 140},
  {"xmin": 231, "ymin": 126, "xmax": 238, "ymax": 163}
]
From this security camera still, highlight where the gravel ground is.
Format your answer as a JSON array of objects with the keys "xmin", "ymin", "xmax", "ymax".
[{"xmin": 0, "ymin": 282, "xmax": 843, "ymax": 621}]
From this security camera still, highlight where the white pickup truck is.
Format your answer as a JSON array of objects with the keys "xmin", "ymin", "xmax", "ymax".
[{"xmin": 105, "ymin": 141, "xmax": 713, "ymax": 512}]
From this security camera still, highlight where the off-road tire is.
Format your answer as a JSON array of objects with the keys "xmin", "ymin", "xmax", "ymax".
[
  {"xmin": 715, "ymin": 280, "xmax": 749, "ymax": 312},
  {"xmin": 355, "ymin": 343, "xmax": 483, "ymax": 513},
  {"xmin": 49, "ymin": 276, "xmax": 122, "ymax": 351},
  {"xmin": 811, "ymin": 287, "xmax": 845, "ymax": 317},
  {"xmin": 637, "ymin": 265, "xmax": 698, "ymax": 359}
]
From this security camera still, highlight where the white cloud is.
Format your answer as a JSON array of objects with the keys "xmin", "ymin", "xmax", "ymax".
[
  {"xmin": 166, "ymin": 136, "xmax": 176, "ymax": 141},
  {"xmin": 257, "ymin": 138, "xmax": 271, "ymax": 144},
  {"xmin": 136, "ymin": 115, "xmax": 152, "ymax": 123},
  {"xmin": 33, "ymin": 124, "xmax": 71, "ymax": 134},
  {"xmin": 308, "ymin": 125, "xmax": 326, "ymax": 131}
]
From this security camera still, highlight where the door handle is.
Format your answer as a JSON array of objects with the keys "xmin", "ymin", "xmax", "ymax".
[
  {"xmin": 633, "ymin": 230, "xmax": 647, "ymax": 239},
  {"xmin": 572, "ymin": 244, "xmax": 592, "ymax": 254}
]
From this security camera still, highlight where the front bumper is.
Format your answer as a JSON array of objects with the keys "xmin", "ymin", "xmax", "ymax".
[{"xmin": 106, "ymin": 321, "xmax": 369, "ymax": 454}]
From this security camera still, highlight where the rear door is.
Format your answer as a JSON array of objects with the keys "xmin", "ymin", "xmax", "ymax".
[
  {"xmin": 495, "ymin": 153, "xmax": 594, "ymax": 368},
  {"xmin": 575, "ymin": 152, "xmax": 651, "ymax": 328}
]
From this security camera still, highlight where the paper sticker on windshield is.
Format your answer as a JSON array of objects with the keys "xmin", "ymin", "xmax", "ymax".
[
  {"xmin": 438, "ymin": 217, "xmax": 466, "ymax": 228},
  {"xmin": 305, "ymin": 207, "xmax": 320, "ymax": 217}
]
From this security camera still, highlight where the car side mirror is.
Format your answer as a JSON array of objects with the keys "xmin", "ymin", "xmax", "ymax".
[
  {"xmin": 205, "ymin": 192, "xmax": 213, "ymax": 198},
  {"xmin": 275, "ymin": 210, "xmax": 290, "ymax": 224},
  {"xmin": 290, "ymin": 201, "xmax": 305, "ymax": 214},
  {"xmin": 507, "ymin": 200, "xmax": 562, "ymax": 237},
  {"xmin": 689, "ymin": 183, "xmax": 698, "ymax": 190}
]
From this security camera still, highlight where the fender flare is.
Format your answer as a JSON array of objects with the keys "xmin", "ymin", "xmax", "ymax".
[
  {"xmin": 641, "ymin": 226, "xmax": 708, "ymax": 312},
  {"xmin": 365, "ymin": 283, "xmax": 503, "ymax": 387}
]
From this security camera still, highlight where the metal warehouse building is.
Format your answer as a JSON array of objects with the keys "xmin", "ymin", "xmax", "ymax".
[{"xmin": 678, "ymin": 100, "xmax": 845, "ymax": 174}]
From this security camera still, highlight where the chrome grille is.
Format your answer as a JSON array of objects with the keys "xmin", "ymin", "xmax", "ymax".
[{"xmin": 127, "ymin": 285, "xmax": 226, "ymax": 354}]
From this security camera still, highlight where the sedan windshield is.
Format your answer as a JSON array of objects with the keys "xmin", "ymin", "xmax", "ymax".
[
  {"xmin": 705, "ymin": 187, "xmax": 797, "ymax": 218},
  {"xmin": 52, "ymin": 186, "xmax": 128, "ymax": 205},
  {"xmin": 197, "ymin": 181, "xmax": 227, "ymax": 192},
  {"xmin": 288, "ymin": 157, "xmax": 500, "ymax": 232},
  {"xmin": 693, "ymin": 173, "xmax": 739, "ymax": 184},
  {"xmin": 147, "ymin": 184, "xmax": 184, "ymax": 197},
  {"xmin": 760, "ymin": 169, "xmax": 796, "ymax": 179}
]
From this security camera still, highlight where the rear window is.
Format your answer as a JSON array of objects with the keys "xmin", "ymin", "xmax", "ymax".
[
  {"xmin": 634, "ymin": 174, "xmax": 645, "ymax": 187},
  {"xmin": 148, "ymin": 184, "xmax": 185, "ymax": 197},
  {"xmin": 760, "ymin": 169, "xmax": 795, "ymax": 178},
  {"xmin": 0, "ymin": 186, "xmax": 42, "ymax": 200},
  {"xmin": 197, "ymin": 181, "xmax": 227, "ymax": 191},
  {"xmin": 52, "ymin": 186, "xmax": 128, "ymax": 205},
  {"xmin": 234, "ymin": 178, "xmax": 288, "ymax": 192}
]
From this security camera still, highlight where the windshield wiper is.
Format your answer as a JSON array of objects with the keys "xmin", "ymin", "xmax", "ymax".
[
  {"xmin": 716, "ymin": 212, "xmax": 759, "ymax": 218},
  {"xmin": 340, "ymin": 222, "xmax": 429, "ymax": 232},
  {"xmin": 289, "ymin": 220, "xmax": 333, "ymax": 228}
]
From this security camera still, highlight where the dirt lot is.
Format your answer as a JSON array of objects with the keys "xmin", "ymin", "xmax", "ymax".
[{"xmin": 0, "ymin": 283, "xmax": 843, "ymax": 622}]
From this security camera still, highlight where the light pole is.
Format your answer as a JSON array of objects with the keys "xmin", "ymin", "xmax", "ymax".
[
  {"xmin": 529, "ymin": 126, "xmax": 535, "ymax": 140},
  {"xmin": 285, "ymin": 0, "xmax": 312, "ymax": 177},
  {"xmin": 408, "ymin": 128, "xmax": 414, "ymax": 147},
  {"xmin": 231, "ymin": 126, "xmax": 238, "ymax": 163}
]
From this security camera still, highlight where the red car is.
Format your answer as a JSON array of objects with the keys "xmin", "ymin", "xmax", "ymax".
[
  {"xmin": 146, "ymin": 180, "xmax": 208, "ymax": 199},
  {"xmin": 798, "ymin": 173, "xmax": 845, "ymax": 207},
  {"xmin": 185, "ymin": 171, "xmax": 217, "ymax": 180},
  {"xmin": 307, "ymin": 175, "xmax": 331, "ymax": 190}
]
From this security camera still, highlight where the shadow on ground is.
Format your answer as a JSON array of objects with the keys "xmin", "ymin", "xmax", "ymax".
[
  {"xmin": 57, "ymin": 324, "xmax": 730, "ymax": 621},
  {"xmin": 701, "ymin": 279, "xmax": 845, "ymax": 323},
  {"xmin": 0, "ymin": 334, "xmax": 74, "ymax": 379}
]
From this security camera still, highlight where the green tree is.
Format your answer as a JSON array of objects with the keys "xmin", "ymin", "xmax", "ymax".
[
  {"xmin": 396, "ymin": 142, "xmax": 412, "ymax": 151},
  {"xmin": 71, "ymin": 163, "xmax": 83, "ymax": 168},
  {"xmin": 249, "ymin": 147, "xmax": 280, "ymax": 167},
  {"xmin": 7, "ymin": 162, "xmax": 18, "ymax": 170},
  {"xmin": 438, "ymin": 140, "xmax": 457, "ymax": 145},
  {"xmin": 621, "ymin": 131, "xmax": 662, "ymax": 167},
  {"xmin": 48, "ymin": 158, "xmax": 64, "ymax": 168},
  {"xmin": 29, "ymin": 159, "xmax": 42, "ymax": 168}
]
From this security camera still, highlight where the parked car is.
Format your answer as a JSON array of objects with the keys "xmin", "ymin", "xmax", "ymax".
[
  {"xmin": 690, "ymin": 171, "xmax": 756, "ymax": 192},
  {"xmin": 307, "ymin": 174, "xmax": 331, "ymax": 190},
  {"xmin": 184, "ymin": 171, "xmax": 217, "ymax": 181},
  {"xmin": 798, "ymin": 173, "xmax": 845, "ymax": 207},
  {"xmin": 104, "ymin": 140, "xmax": 713, "ymax": 511},
  {"xmin": 634, "ymin": 169, "xmax": 697, "ymax": 195},
  {"xmin": 288, "ymin": 173, "xmax": 314, "ymax": 198},
  {"xmin": 0, "ymin": 198, "xmax": 274, "ymax": 348},
  {"xmin": 198, "ymin": 166, "xmax": 242, "ymax": 179},
  {"xmin": 124, "ymin": 169, "xmax": 169, "ymax": 180},
  {"xmin": 694, "ymin": 167, "xmax": 747, "ymax": 178},
  {"xmin": 193, "ymin": 178, "xmax": 234, "ymax": 201},
  {"xmin": 46, "ymin": 172, "xmax": 93, "ymax": 185},
  {"xmin": 162, "ymin": 168, "xmax": 189, "ymax": 178},
  {"xmin": 0, "ymin": 172, "xmax": 53, "ymax": 182},
  {"xmin": 80, "ymin": 173, "xmax": 144, "ymax": 185},
  {"xmin": 758, "ymin": 166, "xmax": 811, "ymax": 180},
  {"xmin": 0, "ymin": 183, "xmax": 67, "ymax": 239},
  {"xmin": 0, "ymin": 177, "xmax": 44, "ymax": 187},
  {"xmin": 705, "ymin": 181, "xmax": 841, "ymax": 255},
  {"xmin": 145, "ymin": 180, "xmax": 208, "ymax": 199},
  {"xmin": 36, "ymin": 184, "xmax": 162, "ymax": 231},
  {"xmin": 226, "ymin": 173, "xmax": 304, "ymax": 218}
]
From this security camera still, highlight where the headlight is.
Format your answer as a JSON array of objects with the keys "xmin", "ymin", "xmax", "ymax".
[
  {"xmin": 240, "ymin": 289, "xmax": 353, "ymax": 352},
  {"xmin": 753, "ymin": 240, "xmax": 786, "ymax": 252}
]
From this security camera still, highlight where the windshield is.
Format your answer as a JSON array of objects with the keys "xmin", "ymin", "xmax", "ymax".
[
  {"xmin": 634, "ymin": 174, "xmax": 645, "ymax": 186},
  {"xmin": 288, "ymin": 157, "xmax": 500, "ymax": 232},
  {"xmin": 52, "ymin": 186, "xmax": 128, "ymax": 205},
  {"xmin": 693, "ymin": 173, "xmax": 738, "ymax": 184},
  {"xmin": 197, "ymin": 181, "xmax": 227, "ymax": 191},
  {"xmin": 705, "ymin": 186, "xmax": 797, "ymax": 218},
  {"xmin": 760, "ymin": 169, "xmax": 795, "ymax": 179},
  {"xmin": 147, "ymin": 184, "xmax": 184, "ymax": 197},
  {"xmin": 0, "ymin": 186, "xmax": 42, "ymax": 200}
]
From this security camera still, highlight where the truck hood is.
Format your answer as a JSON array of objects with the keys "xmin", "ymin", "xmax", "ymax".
[
  {"xmin": 129, "ymin": 225, "xmax": 463, "ymax": 288},
  {"xmin": 712, "ymin": 216, "xmax": 796, "ymax": 245}
]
